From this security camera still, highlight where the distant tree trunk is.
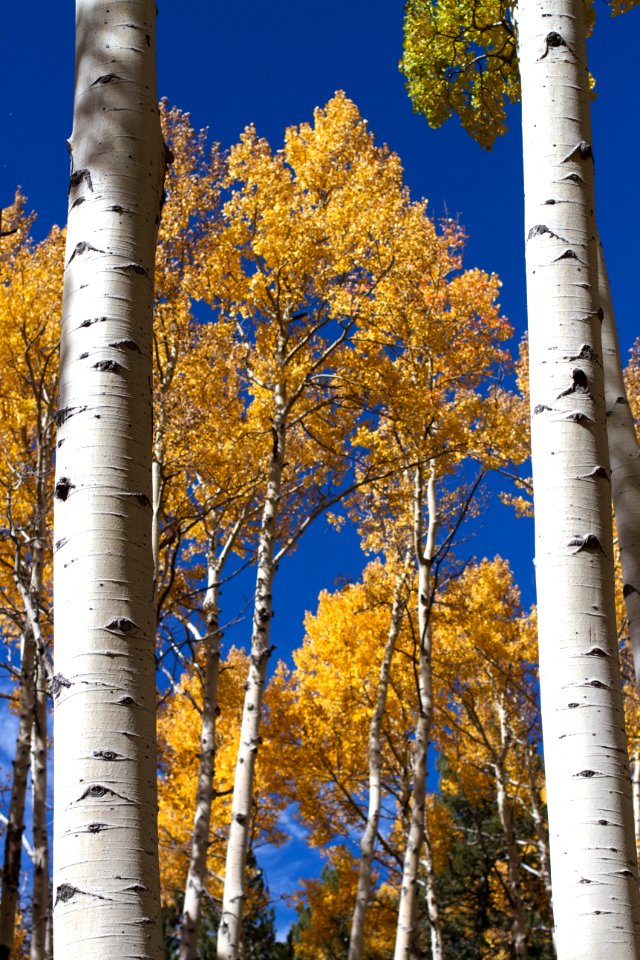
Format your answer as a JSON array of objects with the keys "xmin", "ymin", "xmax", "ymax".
[
  {"xmin": 598, "ymin": 240, "xmax": 640, "ymax": 689},
  {"xmin": 393, "ymin": 463, "xmax": 437, "ymax": 960},
  {"xmin": 30, "ymin": 652, "xmax": 50, "ymax": 960},
  {"xmin": 422, "ymin": 810, "xmax": 443, "ymax": 960},
  {"xmin": 179, "ymin": 512, "xmax": 245, "ymax": 960},
  {"xmin": 217, "ymin": 353, "xmax": 287, "ymax": 960},
  {"xmin": 348, "ymin": 557, "xmax": 410, "ymax": 960},
  {"xmin": 53, "ymin": 2, "xmax": 164, "ymax": 958},
  {"xmin": 0, "ymin": 632, "xmax": 36, "ymax": 960},
  {"xmin": 494, "ymin": 700, "xmax": 528, "ymax": 960},
  {"xmin": 518, "ymin": 0, "xmax": 640, "ymax": 952}
]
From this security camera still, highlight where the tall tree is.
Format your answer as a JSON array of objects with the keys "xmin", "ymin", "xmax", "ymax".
[
  {"xmin": 402, "ymin": 0, "xmax": 640, "ymax": 951},
  {"xmin": 53, "ymin": 2, "xmax": 165, "ymax": 957}
]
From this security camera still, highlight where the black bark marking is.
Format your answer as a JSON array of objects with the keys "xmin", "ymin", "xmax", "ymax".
[
  {"xmin": 586, "ymin": 647, "xmax": 608, "ymax": 658},
  {"xmin": 55, "ymin": 884, "xmax": 79, "ymax": 905},
  {"xmin": 527, "ymin": 224, "xmax": 565, "ymax": 241},
  {"xmin": 54, "ymin": 537, "xmax": 69, "ymax": 552},
  {"xmin": 533, "ymin": 404, "xmax": 552, "ymax": 415},
  {"xmin": 93, "ymin": 750, "xmax": 124, "ymax": 761},
  {"xmin": 623, "ymin": 584, "xmax": 640, "ymax": 598},
  {"xmin": 599, "ymin": 819, "xmax": 609, "ymax": 825},
  {"xmin": 93, "ymin": 359, "xmax": 123, "ymax": 373},
  {"xmin": 568, "ymin": 344, "xmax": 599, "ymax": 364},
  {"xmin": 108, "ymin": 204, "xmax": 125, "ymax": 214},
  {"xmin": 577, "ymin": 770, "xmax": 597, "ymax": 778},
  {"xmin": 122, "ymin": 491, "xmax": 151, "ymax": 507},
  {"xmin": 80, "ymin": 316, "xmax": 108, "ymax": 328},
  {"xmin": 91, "ymin": 73, "xmax": 121, "ymax": 86},
  {"xmin": 235, "ymin": 813, "xmax": 247, "ymax": 825},
  {"xmin": 588, "ymin": 679, "xmax": 606, "ymax": 688},
  {"xmin": 79, "ymin": 352, "xmax": 89, "ymax": 360},
  {"xmin": 615, "ymin": 395, "xmax": 628, "ymax": 405},
  {"xmin": 105, "ymin": 617, "xmax": 138, "ymax": 634},
  {"xmin": 558, "ymin": 368, "xmax": 589, "ymax": 398},
  {"xmin": 563, "ymin": 141, "xmax": 593, "ymax": 163},
  {"xmin": 568, "ymin": 702, "xmax": 579, "ymax": 708},
  {"xmin": 115, "ymin": 262, "xmax": 149, "ymax": 277},
  {"xmin": 123, "ymin": 883, "xmax": 148, "ymax": 892},
  {"xmin": 562, "ymin": 172, "xmax": 584, "ymax": 184},
  {"xmin": 118, "ymin": 696, "xmax": 135, "ymax": 706},
  {"xmin": 568, "ymin": 534, "xmax": 605, "ymax": 554},
  {"xmin": 579, "ymin": 877, "xmax": 592, "ymax": 883},
  {"xmin": 79, "ymin": 784, "xmax": 115, "ymax": 800},
  {"xmin": 69, "ymin": 168, "xmax": 93, "ymax": 194},
  {"xmin": 597, "ymin": 307, "xmax": 604, "ymax": 322},
  {"xmin": 579, "ymin": 465, "xmax": 609, "ymax": 480},
  {"xmin": 67, "ymin": 240, "xmax": 103, "ymax": 266},
  {"xmin": 55, "ymin": 404, "xmax": 87, "ymax": 426},
  {"xmin": 71, "ymin": 196, "xmax": 86, "ymax": 210},
  {"xmin": 51, "ymin": 674, "xmax": 72, "ymax": 699},
  {"xmin": 86, "ymin": 822, "xmax": 107, "ymax": 833},
  {"xmin": 55, "ymin": 477, "xmax": 75, "ymax": 501},
  {"xmin": 539, "ymin": 31, "xmax": 566, "ymax": 59},
  {"xmin": 564, "ymin": 411, "xmax": 593, "ymax": 424},
  {"xmin": 554, "ymin": 249, "xmax": 582, "ymax": 263},
  {"xmin": 109, "ymin": 339, "xmax": 141, "ymax": 353}
]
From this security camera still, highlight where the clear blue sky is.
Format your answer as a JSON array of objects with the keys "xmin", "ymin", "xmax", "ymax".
[{"xmin": 3, "ymin": 0, "xmax": 640, "ymax": 936}]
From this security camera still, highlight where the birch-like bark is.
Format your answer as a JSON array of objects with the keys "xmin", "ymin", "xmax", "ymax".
[
  {"xmin": 494, "ymin": 701, "xmax": 528, "ymax": 960},
  {"xmin": 422, "ymin": 812, "xmax": 443, "ymax": 960},
  {"xmin": 598, "ymin": 241, "xmax": 640, "ymax": 689},
  {"xmin": 632, "ymin": 747, "xmax": 640, "ymax": 857},
  {"xmin": 0, "ymin": 632, "xmax": 36, "ymax": 960},
  {"xmin": 393, "ymin": 464, "xmax": 437, "ymax": 960},
  {"xmin": 217, "ymin": 357, "xmax": 287, "ymax": 960},
  {"xmin": 348, "ymin": 557, "xmax": 410, "ymax": 960},
  {"xmin": 179, "ymin": 515, "xmax": 245, "ymax": 960},
  {"xmin": 518, "ymin": 0, "xmax": 640, "ymax": 953},
  {"xmin": 30, "ymin": 652, "xmax": 50, "ymax": 960},
  {"xmin": 53, "ymin": 3, "xmax": 164, "ymax": 958}
]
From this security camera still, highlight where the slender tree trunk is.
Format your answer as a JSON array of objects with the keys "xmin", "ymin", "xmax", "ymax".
[
  {"xmin": 179, "ymin": 513, "xmax": 244, "ymax": 960},
  {"xmin": 0, "ymin": 632, "xmax": 36, "ymax": 960},
  {"xmin": 422, "ymin": 811, "xmax": 443, "ymax": 960},
  {"xmin": 217, "ymin": 367, "xmax": 287, "ymax": 960},
  {"xmin": 598, "ymin": 240, "xmax": 640, "ymax": 689},
  {"xmin": 394, "ymin": 464, "xmax": 437, "ymax": 960},
  {"xmin": 632, "ymin": 747, "xmax": 640, "ymax": 859},
  {"xmin": 494, "ymin": 701, "xmax": 528, "ymax": 960},
  {"xmin": 518, "ymin": 0, "xmax": 640, "ymax": 953},
  {"xmin": 348, "ymin": 557, "xmax": 410, "ymax": 960},
  {"xmin": 30, "ymin": 653, "xmax": 50, "ymax": 960},
  {"xmin": 53, "ymin": 3, "xmax": 164, "ymax": 958}
]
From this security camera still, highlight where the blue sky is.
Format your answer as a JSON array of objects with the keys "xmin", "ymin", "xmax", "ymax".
[{"xmin": 3, "ymin": 0, "xmax": 640, "ymax": 939}]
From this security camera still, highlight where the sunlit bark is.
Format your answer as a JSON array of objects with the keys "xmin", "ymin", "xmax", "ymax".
[
  {"xmin": 519, "ymin": 0, "xmax": 640, "ymax": 952},
  {"xmin": 53, "ymin": 2, "xmax": 164, "ymax": 957}
]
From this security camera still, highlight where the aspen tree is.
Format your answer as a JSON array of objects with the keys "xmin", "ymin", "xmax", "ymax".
[
  {"xmin": 0, "ymin": 218, "xmax": 61, "ymax": 960},
  {"xmin": 519, "ymin": 1, "xmax": 640, "ymax": 950},
  {"xmin": 53, "ymin": 2, "xmax": 164, "ymax": 958}
]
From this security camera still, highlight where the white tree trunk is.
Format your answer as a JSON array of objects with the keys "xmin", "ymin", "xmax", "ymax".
[
  {"xmin": 179, "ymin": 513, "xmax": 245, "ymax": 960},
  {"xmin": 348, "ymin": 558, "xmax": 410, "ymax": 960},
  {"xmin": 518, "ymin": 0, "xmax": 640, "ymax": 954},
  {"xmin": 422, "ymin": 812, "xmax": 443, "ymax": 960},
  {"xmin": 53, "ymin": 2, "xmax": 164, "ymax": 958},
  {"xmin": 0, "ymin": 632, "xmax": 36, "ymax": 960},
  {"xmin": 394, "ymin": 465, "xmax": 437, "ymax": 960},
  {"xmin": 598, "ymin": 240, "xmax": 640, "ymax": 689},
  {"xmin": 217, "ymin": 370, "xmax": 287, "ymax": 960},
  {"xmin": 30, "ymin": 650, "xmax": 50, "ymax": 960}
]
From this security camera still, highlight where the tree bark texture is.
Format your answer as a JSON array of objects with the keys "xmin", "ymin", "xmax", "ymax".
[
  {"xmin": 0, "ymin": 633, "xmax": 36, "ymax": 960},
  {"xmin": 29, "ymin": 652, "xmax": 51, "ymax": 960},
  {"xmin": 178, "ymin": 554, "xmax": 224, "ymax": 960},
  {"xmin": 598, "ymin": 241, "xmax": 640, "ymax": 688},
  {"xmin": 53, "ymin": 3, "xmax": 164, "ymax": 958},
  {"xmin": 348, "ymin": 559, "xmax": 410, "ymax": 960},
  {"xmin": 518, "ymin": 0, "xmax": 640, "ymax": 954},
  {"xmin": 217, "ymin": 368, "xmax": 287, "ymax": 960},
  {"xmin": 393, "ymin": 465, "xmax": 437, "ymax": 960}
]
